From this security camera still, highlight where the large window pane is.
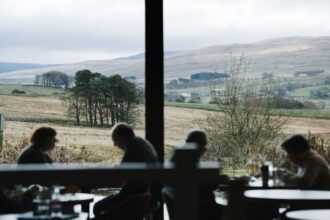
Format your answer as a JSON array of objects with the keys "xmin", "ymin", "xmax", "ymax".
[
  {"xmin": 0, "ymin": 0, "xmax": 145, "ymax": 164},
  {"xmin": 164, "ymin": 0, "xmax": 330, "ymax": 171}
]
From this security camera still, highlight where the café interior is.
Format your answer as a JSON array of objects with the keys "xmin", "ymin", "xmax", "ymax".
[{"xmin": 1, "ymin": 1, "xmax": 330, "ymax": 220}]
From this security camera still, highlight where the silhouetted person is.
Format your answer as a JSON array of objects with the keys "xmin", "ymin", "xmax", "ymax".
[
  {"xmin": 93, "ymin": 122, "xmax": 158, "ymax": 218},
  {"xmin": 277, "ymin": 134, "xmax": 330, "ymax": 189},
  {"xmin": 273, "ymin": 135, "xmax": 330, "ymax": 218},
  {"xmin": 17, "ymin": 127, "xmax": 57, "ymax": 164},
  {"xmin": 163, "ymin": 129, "xmax": 225, "ymax": 220}
]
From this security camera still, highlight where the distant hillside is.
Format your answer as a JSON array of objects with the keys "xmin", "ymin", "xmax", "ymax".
[
  {"xmin": 114, "ymin": 51, "xmax": 179, "ymax": 61},
  {"xmin": 0, "ymin": 62, "xmax": 59, "ymax": 74},
  {"xmin": 0, "ymin": 36, "xmax": 330, "ymax": 83}
]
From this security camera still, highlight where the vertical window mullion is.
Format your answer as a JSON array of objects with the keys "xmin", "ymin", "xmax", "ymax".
[{"xmin": 145, "ymin": 0, "xmax": 164, "ymax": 163}]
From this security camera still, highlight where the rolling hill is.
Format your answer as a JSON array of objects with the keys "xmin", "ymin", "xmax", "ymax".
[
  {"xmin": 0, "ymin": 36, "xmax": 329, "ymax": 83},
  {"xmin": 0, "ymin": 62, "xmax": 59, "ymax": 74}
]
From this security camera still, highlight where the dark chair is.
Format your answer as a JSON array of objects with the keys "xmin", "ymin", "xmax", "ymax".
[
  {"xmin": 145, "ymin": 184, "xmax": 163, "ymax": 220},
  {"xmin": 144, "ymin": 200, "xmax": 161, "ymax": 220},
  {"xmin": 161, "ymin": 187, "xmax": 175, "ymax": 220},
  {"xmin": 94, "ymin": 192, "xmax": 151, "ymax": 220}
]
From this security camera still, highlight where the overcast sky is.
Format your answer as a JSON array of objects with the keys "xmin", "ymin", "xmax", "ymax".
[{"xmin": 0, "ymin": 0, "xmax": 330, "ymax": 64}]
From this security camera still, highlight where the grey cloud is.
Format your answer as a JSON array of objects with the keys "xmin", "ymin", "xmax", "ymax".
[{"xmin": 1, "ymin": 0, "xmax": 330, "ymax": 63}]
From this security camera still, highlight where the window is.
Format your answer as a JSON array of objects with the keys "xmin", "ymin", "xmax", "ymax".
[
  {"xmin": 164, "ymin": 0, "xmax": 330, "ymax": 172},
  {"xmin": 0, "ymin": 0, "xmax": 147, "ymax": 164}
]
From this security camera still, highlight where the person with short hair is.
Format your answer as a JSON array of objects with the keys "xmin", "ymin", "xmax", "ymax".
[
  {"xmin": 17, "ymin": 127, "xmax": 57, "ymax": 164},
  {"xmin": 93, "ymin": 122, "xmax": 158, "ymax": 218},
  {"xmin": 278, "ymin": 134, "xmax": 330, "ymax": 190},
  {"xmin": 169, "ymin": 129, "xmax": 208, "ymax": 163},
  {"xmin": 163, "ymin": 129, "xmax": 225, "ymax": 220},
  {"xmin": 185, "ymin": 129, "xmax": 207, "ymax": 158}
]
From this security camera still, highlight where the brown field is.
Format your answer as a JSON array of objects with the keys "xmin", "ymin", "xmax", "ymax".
[
  {"xmin": 164, "ymin": 107, "xmax": 330, "ymax": 144},
  {"xmin": 0, "ymin": 95, "xmax": 67, "ymax": 120},
  {"xmin": 1, "ymin": 94, "xmax": 330, "ymax": 163}
]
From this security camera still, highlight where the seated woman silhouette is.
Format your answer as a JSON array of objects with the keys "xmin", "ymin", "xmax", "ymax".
[{"xmin": 17, "ymin": 127, "xmax": 57, "ymax": 164}]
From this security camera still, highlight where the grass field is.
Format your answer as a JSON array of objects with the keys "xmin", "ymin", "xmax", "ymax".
[
  {"xmin": 165, "ymin": 73, "xmax": 330, "ymax": 96},
  {"xmin": 165, "ymin": 75, "xmax": 330, "ymax": 118},
  {"xmin": 289, "ymin": 85, "xmax": 330, "ymax": 97},
  {"xmin": 165, "ymin": 101, "xmax": 330, "ymax": 119},
  {"xmin": 0, "ymin": 84, "xmax": 67, "ymax": 96},
  {"xmin": 0, "ymin": 94, "xmax": 67, "ymax": 121},
  {"xmin": 0, "ymin": 84, "xmax": 330, "ymax": 164}
]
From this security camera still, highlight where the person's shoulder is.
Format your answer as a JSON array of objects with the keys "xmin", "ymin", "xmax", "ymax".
[
  {"xmin": 133, "ymin": 136, "xmax": 152, "ymax": 147},
  {"xmin": 307, "ymin": 151, "xmax": 328, "ymax": 167},
  {"xmin": 133, "ymin": 136, "xmax": 158, "ymax": 160},
  {"xmin": 17, "ymin": 145, "xmax": 33, "ymax": 163},
  {"xmin": 19, "ymin": 145, "xmax": 34, "ymax": 155},
  {"xmin": 309, "ymin": 150, "xmax": 324, "ymax": 159},
  {"xmin": 133, "ymin": 136, "xmax": 146, "ymax": 142},
  {"xmin": 17, "ymin": 144, "xmax": 43, "ymax": 163},
  {"xmin": 22, "ymin": 144, "xmax": 33, "ymax": 150}
]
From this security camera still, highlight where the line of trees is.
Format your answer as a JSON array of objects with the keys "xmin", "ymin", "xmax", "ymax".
[
  {"xmin": 191, "ymin": 72, "xmax": 229, "ymax": 80},
  {"xmin": 66, "ymin": 69, "xmax": 140, "ymax": 127},
  {"xmin": 166, "ymin": 78, "xmax": 227, "ymax": 89},
  {"xmin": 34, "ymin": 71, "xmax": 73, "ymax": 88},
  {"xmin": 310, "ymin": 87, "xmax": 330, "ymax": 99}
]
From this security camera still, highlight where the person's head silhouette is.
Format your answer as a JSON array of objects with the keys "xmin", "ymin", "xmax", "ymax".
[
  {"xmin": 111, "ymin": 122, "xmax": 135, "ymax": 150},
  {"xmin": 281, "ymin": 134, "xmax": 310, "ymax": 166},
  {"xmin": 185, "ymin": 129, "xmax": 208, "ymax": 159},
  {"xmin": 31, "ymin": 127, "xmax": 58, "ymax": 152}
]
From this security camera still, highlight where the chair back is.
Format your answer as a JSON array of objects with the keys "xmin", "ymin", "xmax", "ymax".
[
  {"xmin": 97, "ymin": 192, "xmax": 151, "ymax": 220},
  {"xmin": 149, "ymin": 184, "xmax": 162, "ymax": 210},
  {"xmin": 161, "ymin": 187, "xmax": 175, "ymax": 220}
]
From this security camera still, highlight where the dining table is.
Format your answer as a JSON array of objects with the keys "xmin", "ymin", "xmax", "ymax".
[
  {"xmin": 285, "ymin": 209, "xmax": 330, "ymax": 220},
  {"xmin": 0, "ymin": 212, "xmax": 88, "ymax": 220},
  {"xmin": 247, "ymin": 178, "xmax": 295, "ymax": 188},
  {"xmin": 244, "ymin": 189, "xmax": 330, "ymax": 205},
  {"xmin": 243, "ymin": 189, "xmax": 330, "ymax": 220},
  {"xmin": 33, "ymin": 193, "xmax": 95, "ymax": 218}
]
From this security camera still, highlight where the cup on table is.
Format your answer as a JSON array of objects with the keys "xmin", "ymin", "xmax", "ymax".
[
  {"xmin": 261, "ymin": 161, "xmax": 274, "ymax": 187},
  {"xmin": 261, "ymin": 165, "xmax": 269, "ymax": 187},
  {"xmin": 264, "ymin": 161, "xmax": 273, "ymax": 177},
  {"xmin": 273, "ymin": 168, "xmax": 290, "ymax": 186},
  {"xmin": 35, "ymin": 199, "xmax": 51, "ymax": 216},
  {"xmin": 272, "ymin": 167, "xmax": 281, "ymax": 186}
]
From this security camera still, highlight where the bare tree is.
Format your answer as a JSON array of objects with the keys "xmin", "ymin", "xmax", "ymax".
[{"xmin": 202, "ymin": 56, "xmax": 287, "ymax": 168}]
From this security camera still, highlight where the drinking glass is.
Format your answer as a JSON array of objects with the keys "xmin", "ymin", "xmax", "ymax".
[
  {"xmin": 51, "ymin": 185, "xmax": 62, "ymax": 217},
  {"xmin": 264, "ymin": 161, "xmax": 273, "ymax": 177}
]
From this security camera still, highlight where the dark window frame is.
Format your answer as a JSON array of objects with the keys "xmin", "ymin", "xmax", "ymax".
[
  {"xmin": 145, "ymin": 0, "xmax": 164, "ymax": 163},
  {"xmin": 145, "ymin": 1, "xmax": 164, "ymax": 219}
]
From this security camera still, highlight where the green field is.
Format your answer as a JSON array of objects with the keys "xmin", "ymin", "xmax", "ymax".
[
  {"xmin": 165, "ymin": 85, "xmax": 215, "ymax": 94},
  {"xmin": 165, "ymin": 72, "xmax": 330, "ymax": 94},
  {"xmin": 0, "ymin": 84, "xmax": 67, "ymax": 96},
  {"xmin": 165, "ymin": 101, "xmax": 330, "ymax": 119},
  {"xmin": 289, "ymin": 85, "xmax": 330, "ymax": 97}
]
